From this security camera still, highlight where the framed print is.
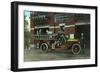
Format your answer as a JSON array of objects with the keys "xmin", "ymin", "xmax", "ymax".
[{"xmin": 11, "ymin": 1, "xmax": 98, "ymax": 71}]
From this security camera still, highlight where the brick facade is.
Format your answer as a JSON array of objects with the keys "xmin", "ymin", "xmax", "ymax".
[{"xmin": 30, "ymin": 12, "xmax": 76, "ymax": 45}]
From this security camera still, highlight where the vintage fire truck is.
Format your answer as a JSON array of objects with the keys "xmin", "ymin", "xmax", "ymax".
[{"xmin": 34, "ymin": 24, "xmax": 81, "ymax": 55}]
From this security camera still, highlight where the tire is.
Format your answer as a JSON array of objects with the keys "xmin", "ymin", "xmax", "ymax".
[
  {"xmin": 40, "ymin": 43, "xmax": 48, "ymax": 53},
  {"xmin": 72, "ymin": 43, "xmax": 81, "ymax": 55}
]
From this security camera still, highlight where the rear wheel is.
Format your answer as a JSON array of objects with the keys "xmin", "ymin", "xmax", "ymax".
[
  {"xmin": 40, "ymin": 43, "xmax": 48, "ymax": 53},
  {"xmin": 72, "ymin": 43, "xmax": 81, "ymax": 54}
]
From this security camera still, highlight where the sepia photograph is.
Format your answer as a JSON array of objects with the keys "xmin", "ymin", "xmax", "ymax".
[{"xmin": 24, "ymin": 11, "xmax": 90, "ymax": 62}]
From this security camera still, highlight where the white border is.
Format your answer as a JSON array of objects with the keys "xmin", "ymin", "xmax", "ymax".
[{"xmin": 18, "ymin": 5, "xmax": 96, "ymax": 68}]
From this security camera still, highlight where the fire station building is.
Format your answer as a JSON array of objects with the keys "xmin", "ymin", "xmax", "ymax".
[{"xmin": 30, "ymin": 12, "xmax": 90, "ymax": 49}]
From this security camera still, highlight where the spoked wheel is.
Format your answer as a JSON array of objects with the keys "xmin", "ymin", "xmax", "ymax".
[
  {"xmin": 40, "ymin": 43, "xmax": 48, "ymax": 53},
  {"xmin": 72, "ymin": 43, "xmax": 81, "ymax": 55}
]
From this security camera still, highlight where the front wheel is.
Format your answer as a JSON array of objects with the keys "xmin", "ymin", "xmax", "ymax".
[
  {"xmin": 72, "ymin": 43, "xmax": 81, "ymax": 55},
  {"xmin": 40, "ymin": 43, "xmax": 48, "ymax": 53}
]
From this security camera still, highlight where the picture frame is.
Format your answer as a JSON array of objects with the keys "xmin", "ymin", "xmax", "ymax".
[{"xmin": 11, "ymin": 1, "xmax": 98, "ymax": 72}]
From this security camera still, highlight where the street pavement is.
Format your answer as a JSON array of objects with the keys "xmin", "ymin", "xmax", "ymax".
[{"xmin": 24, "ymin": 48, "xmax": 90, "ymax": 62}]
